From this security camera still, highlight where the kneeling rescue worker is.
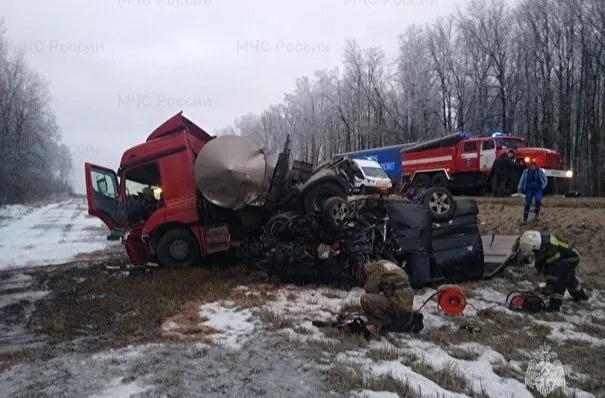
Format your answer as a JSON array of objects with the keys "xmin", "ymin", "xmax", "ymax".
[
  {"xmin": 518, "ymin": 230, "xmax": 589, "ymax": 311},
  {"xmin": 360, "ymin": 259, "xmax": 416, "ymax": 334}
]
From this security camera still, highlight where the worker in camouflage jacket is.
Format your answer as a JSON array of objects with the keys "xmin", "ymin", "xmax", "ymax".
[
  {"xmin": 360, "ymin": 259, "xmax": 415, "ymax": 333},
  {"xmin": 518, "ymin": 230, "xmax": 589, "ymax": 311}
]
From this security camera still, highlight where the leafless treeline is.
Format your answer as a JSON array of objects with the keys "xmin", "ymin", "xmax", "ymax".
[
  {"xmin": 0, "ymin": 20, "xmax": 72, "ymax": 204},
  {"xmin": 219, "ymin": 0, "xmax": 605, "ymax": 195}
]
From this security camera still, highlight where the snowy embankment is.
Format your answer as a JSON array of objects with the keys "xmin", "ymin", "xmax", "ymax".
[
  {"xmin": 0, "ymin": 198, "xmax": 116, "ymax": 270},
  {"xmin": 162, "ymin": 283, "xmax": 605, "ymax": 398}
]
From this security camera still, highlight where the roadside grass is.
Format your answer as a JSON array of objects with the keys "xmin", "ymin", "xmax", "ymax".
[
  {"xmin": 257, "ymin": 309, "xmax": 296, "ymax": 330},
  {"xmin": 34, "ymin": 255, "xmax": 270, "ymax": 350},
  {"xmin": 408, "ymin": 359, "xmax": 470, "ymax": 395},
  {"xmin": 422, "ymin": 308, "xmax": 551, "ymax": 362},
  {"xmin": 312, "ymin": 328, "xmax": 369, "ymax": 353},
  {"xmin": 421, "ymin": 306, "xmax": 605, "ymax": 394},
  {"xmin": 325, "ymin": 363, "xmax": 421, "ymax": 397}
]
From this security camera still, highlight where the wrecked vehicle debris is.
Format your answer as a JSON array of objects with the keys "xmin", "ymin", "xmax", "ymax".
[{"xmin": 84, "ymin": 112, "xmax": 516, "ymax": 287}]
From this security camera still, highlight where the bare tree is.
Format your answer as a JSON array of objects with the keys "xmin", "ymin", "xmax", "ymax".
[
  {"xmin": 219, "ymin": 0, "xmax": 605, "ymax": 194},
  {"xmin": 0, "ymin": 24, "xmax": 73, "ymax": 204}
]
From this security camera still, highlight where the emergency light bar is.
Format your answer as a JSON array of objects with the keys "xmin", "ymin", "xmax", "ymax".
[{"xmin": 492, "ymin": 132, "xmax": 511, "ymax": 137}]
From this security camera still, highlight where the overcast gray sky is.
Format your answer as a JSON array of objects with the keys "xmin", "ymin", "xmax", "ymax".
[{"xmin": 1, "ymin": 0, "xmax": 466, "ymax": 193}]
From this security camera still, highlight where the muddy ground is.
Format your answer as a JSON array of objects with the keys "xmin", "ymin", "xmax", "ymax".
[
  {"xmin": 474, "ymin": 195, "xmax": 605, "ymax": 288},
  {"xmin": 0, "ymin": 195, "xmax": 604, "ymax": 397}
]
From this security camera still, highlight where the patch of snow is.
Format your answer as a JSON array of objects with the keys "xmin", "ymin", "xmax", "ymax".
[
  {"xmin": 199, "ymin": 302, "xmax": 255, "ymax": 349},
  {"xmin": 352, "ymin": 390, "xmax": 400, "ymax": 398},
  {"xmin": 0, "ymin": 290, "xmax": 50, "ymax": 309},
  {"xmin": 0, "ymin": 198, "xmax": 118, "ymax": 270},
  {"xmin": 263, "ymin": 286, "xmax": 365, "ymax": 323},
  {"xmin": 90, "ymin": 344, "xmax": 160, "ymax": 361},
  {"xmin": 0, "ymin": 204, "xmax": 31, "ymax": 227},
  {"xmin": 89, "ymin": 377, "xmax": 152, "ymax": 398},
  {"xmin": 227, "ymin": 283, "xmax": 603, "ymax": 397},
  {"xmin": 0, "ymin": 273, "xmax": 34, "ymax": 292},
  {"xmin": 534, "ymin": 320, "xmax": 605, "ymax": 346},
  {"xmin": 345, "ymin": 355, "xmax": 469, "ymax": 398},
  {"xmin": 403, "ymin": 340, "xmax": 532, "ymax": 398}
]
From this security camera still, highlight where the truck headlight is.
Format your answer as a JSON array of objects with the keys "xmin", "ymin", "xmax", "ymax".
[
  {"xmin": 565, "ymin": 170, "xmax": 573, "ymax": 178},
  {"xmin": 524, "ymin": 157, "xmax": 530, "ymax": 163}
]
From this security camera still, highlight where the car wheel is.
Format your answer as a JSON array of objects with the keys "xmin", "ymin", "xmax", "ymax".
[
  {"xmin": 303, "ymin": 182, "xmax": 347, "ymax": 215},
  {"xmin": 322, "ymin": 196, "xmax": 350, "ymax": 229},
  {"xmin": 156, "ymin": 228, "xmax": 201, "ymax": 268},
  {"xmin": 422, "ymin": 187, "xmax": 457, "ymax": 222}
]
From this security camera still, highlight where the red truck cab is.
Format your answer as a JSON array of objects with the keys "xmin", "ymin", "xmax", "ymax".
[
  {"xmin": 84, "ymin": 112, "xmax": 226, "ymax": 267},
  {"xmin": 401, "ymin": 132, "xmax": 573, "ymax": 194}
]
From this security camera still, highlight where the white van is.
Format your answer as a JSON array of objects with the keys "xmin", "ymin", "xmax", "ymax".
[{"xmin": 351, "ymin": 158, "xmax": 393, "ymax": 194}]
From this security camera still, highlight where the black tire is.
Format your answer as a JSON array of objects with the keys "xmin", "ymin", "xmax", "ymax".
[
  {"xmin": 322, "ymin": 196, "xmax": 350, "ymax": 230},
  {"xmin": 431, "ymin": 173, "xmax": 448, "ymax": 188},
  {"xmin": 422, "ymin": 187, "xmax": 457, "ymax": 222},
  {"xmin": 265, "ymin": 213, "xmax": 295, "ymax": 240},
  {"xmin": 303, "ymin": 182, "xmax": 347, "ymax": 215},
  {"xmin": 412, "ymin": 174, "xmax": 431, "ymax": 189},
  {"xmin": 156, "ymin": 228, "xmax": 201, "ymax": 268}
]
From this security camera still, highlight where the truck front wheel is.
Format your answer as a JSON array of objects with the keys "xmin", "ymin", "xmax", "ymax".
[
  {"xmin": 303, "ymin": 182, "xmax": 347, "ymax": 215},
  {"xmin": 412, "ymin": 174, "xmax": 431, "ymax": 189},
  {"xmin": 157, "ymin": 229, "xmax": 201, "ymax": 268},
  {"xmin": 431, "ymin": 173, "xmax": 448, "ymax": 188}
]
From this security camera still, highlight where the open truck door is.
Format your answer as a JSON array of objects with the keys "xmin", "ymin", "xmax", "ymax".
[{"xmin": 84, "ymin": 163, "xmax": 125, "ymax": 240}]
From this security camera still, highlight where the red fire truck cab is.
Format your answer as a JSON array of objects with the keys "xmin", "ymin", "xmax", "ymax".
[{"xmin": 401, "ymin": 132, "xmax": 573, "ymax": 194}]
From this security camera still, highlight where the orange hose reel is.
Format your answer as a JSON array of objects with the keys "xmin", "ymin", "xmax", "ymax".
[{"xmin": 436, "ymin": 285, "xmax": 467, "ymax": 316}]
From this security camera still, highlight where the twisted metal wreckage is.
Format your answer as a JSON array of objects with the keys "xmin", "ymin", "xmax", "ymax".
[{"xmin": 200, "ymin": 135, "xmax": 522, "ymax": 289}]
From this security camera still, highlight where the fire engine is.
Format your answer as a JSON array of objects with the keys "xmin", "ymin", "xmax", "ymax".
[{"xmin": 401, "ymin": 132, "xmax": 573, "ymax": 194}]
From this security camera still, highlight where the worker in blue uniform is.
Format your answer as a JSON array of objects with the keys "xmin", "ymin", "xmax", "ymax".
[{"xmin": 517, "ymin": 160, "xmax": 548, "ymax": 224}]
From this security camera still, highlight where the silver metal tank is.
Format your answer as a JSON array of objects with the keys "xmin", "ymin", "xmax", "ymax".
[{"xmin": 194, "ymin": 135, "xmax": 278, "ymax": 209}]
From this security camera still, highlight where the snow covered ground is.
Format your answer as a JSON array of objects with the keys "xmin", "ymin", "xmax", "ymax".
[
  {"xmin": 0, "ymin": 198, "xmax": 117, "ymax": 270},
  {"xmin": 1, "ymin": 198, "xmax": 604, "ymax": 396},
  {"xmin": 161, "ymin": 283, "xmax": 605, "ymax": 397}
]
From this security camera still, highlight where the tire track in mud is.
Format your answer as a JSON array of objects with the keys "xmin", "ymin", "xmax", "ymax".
[{"xmin": 60, "ymin": 199, "xmax": 82, "ymax": 240}]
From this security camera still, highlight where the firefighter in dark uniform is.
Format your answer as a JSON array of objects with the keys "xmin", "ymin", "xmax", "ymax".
[
  {"xmin": 491, "ymin": 153, "xmax": 510, "ymax": 197},
  {"xmin": 518, "ymin": 230, "xmax": 589, "ymax": 311},
  {"xmin": 506, "ymin": 150, "xmax": 521, "ymax": 194},
  {"xmin": 360, "ymin": 259, "xmax": 415, "ymax": 333}
]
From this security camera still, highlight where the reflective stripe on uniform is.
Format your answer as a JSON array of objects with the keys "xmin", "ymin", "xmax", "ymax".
[
  {"xmin": 550, "ymin": 293, "xmax": 564, "ymax": 300},
  {"xmin": 550, "ymin": 235, "xmax": 569, "ymax": 248},
  {"xmin": 546, "ymin": 252, "xmax": 561, "ymax": 264}
]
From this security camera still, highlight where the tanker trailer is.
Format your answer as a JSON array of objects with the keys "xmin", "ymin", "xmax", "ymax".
[
  {"xmin": 194, "ymin": 134, "xmax": 280, "ymax": 210},
  {"xmin": 194, "ymin": 134, "xmax": 357, "ymax": 231}
]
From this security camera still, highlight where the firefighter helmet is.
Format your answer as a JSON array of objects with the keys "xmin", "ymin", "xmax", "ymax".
[{"xmin": 519, "ymin": 230, "xmax": 542, "ymax": 255}]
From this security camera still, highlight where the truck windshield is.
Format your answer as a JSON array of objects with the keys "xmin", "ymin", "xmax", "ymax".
[
  {"xmin": 496, "ymin": 138, "xmax": 528, "ymax": 149},
  {"xmin": 362, "ymin": 167, "xmax": 389, "ymax": 179}
]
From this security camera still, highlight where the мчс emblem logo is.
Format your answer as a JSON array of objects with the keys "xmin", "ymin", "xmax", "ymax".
[{"xmin": 525, "ymin": 343, "xmax": 566, "ymax": 397}]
